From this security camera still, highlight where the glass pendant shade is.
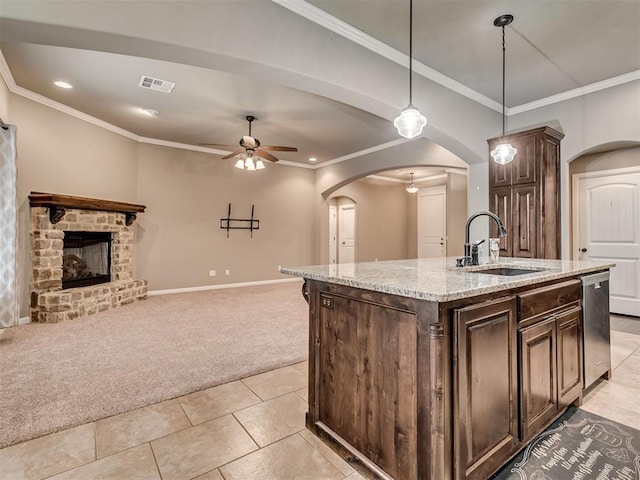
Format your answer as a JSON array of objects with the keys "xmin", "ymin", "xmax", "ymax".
[
  {"xmin": 394, "ymin": 105, "xmax": 427, "ymax": 139},
  {"xmin": 255, "ymin": 159, "xmax": 265, "ymax": 170},
  {"xmin": 406, "ymin": 173, "xmax": 419, "ymax": 193},
  {"xmin": 234, "ymin": 158, "xmax": 245, "ymax": 169},
  {"xmin": 245, "ymin": 156, "xmax": 256, "ymax": 171},
  {"xmin": 490, "ymin": 142, "xmax": 517, "ymax": 165}
]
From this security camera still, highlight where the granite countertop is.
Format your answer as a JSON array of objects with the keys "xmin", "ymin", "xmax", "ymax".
[{"xmin": 280, "ymin": 257, "xmax": 614, "ymax": 302}]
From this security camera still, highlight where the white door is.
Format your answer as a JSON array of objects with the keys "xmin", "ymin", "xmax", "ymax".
[
  {"xmin": 329, "ymin": 206, "xmax": 337, "ymax": 264},
  {"xmin": 418, "ymin": 186, "xmax": 447, "ymax": 258},
  {"xmin": 574, "ymin": 169, "xmax": 640, "ymax": 316},
  {"xmin": 338, "ymin": 204, "xmax": 356, "ymax": 263}
]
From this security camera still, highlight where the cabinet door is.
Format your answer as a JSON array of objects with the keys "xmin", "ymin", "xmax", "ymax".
[
  {"xmin": 557, "ymin": 307, "xmax": 583, "ymax": 407},
  {"xmin": 489, "ymin": 187, "xmax": 513, "ymax": 257},
  {"xmin": 489, "ymin": 187, "xmax": 512, "ymax": 257},
  {"xmin": 512, "ymin": 184, "xmax": 537, "ymax": 258},
  {"xmin": 489, "ymin": 157, "xmax": 511, "ymax": 188},
  {"xmin": 519, "ymin": 317, "xmax": 557, "ymax": 440},
  {"xmin": 454, "ymin": 297, "xmax": 518, "ymax": 480},
  {"xmin": 512, "ymin": 135, "xmax": 538, "ymax": 185}
]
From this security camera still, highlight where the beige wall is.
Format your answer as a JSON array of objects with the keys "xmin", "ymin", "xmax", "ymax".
[
  {"xmin": 330, "ymin": 180, "xmax": 409, "ymax": 262},
  {"xmin": 11, "ymin": 94, "xmax": 139, "ymax": 317},
  {"xmin": 136, "ymin": 144, "xmax": 314, "ymax": 291},
  {"xmin": 446, "ymin": 173, "xmax": 468, "ymax": 257},
  {"xmin": 569, "ymin": 146, "xmax": 640, "ymax": 175}
]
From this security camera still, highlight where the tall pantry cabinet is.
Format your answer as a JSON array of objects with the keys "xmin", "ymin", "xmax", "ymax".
[{"xmin": 488, "ymin": 126, "xmax": 564, "ymax": 259}]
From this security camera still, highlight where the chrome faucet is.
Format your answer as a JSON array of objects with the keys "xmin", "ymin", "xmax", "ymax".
[{"xmin": 461, "ymin": 211, "xmax": 508, "ymax": 266}]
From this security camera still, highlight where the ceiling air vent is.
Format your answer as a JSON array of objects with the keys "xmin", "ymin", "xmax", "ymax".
[{"xmin": 138, "ymin": 75, "xmax": 175, "ymax": 93}]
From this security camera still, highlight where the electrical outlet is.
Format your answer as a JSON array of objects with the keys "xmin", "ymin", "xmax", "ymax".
[
  {"xmin": 225, "ymin": 269, "xmax": 230, "ymax": 276},
  {"xmin": 209, "ymin": 270, "xmax": 216, "ymax": 277}
]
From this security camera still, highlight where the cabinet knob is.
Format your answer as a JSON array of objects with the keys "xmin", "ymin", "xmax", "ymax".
[{"xmin": 580, "ymin": 248, "xmax": 587, "ymax": 253}]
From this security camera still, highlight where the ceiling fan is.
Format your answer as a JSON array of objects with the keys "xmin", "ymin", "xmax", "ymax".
[{"xmin": 200, "ymin": 115, "xmax": 298, "ymax": 169}]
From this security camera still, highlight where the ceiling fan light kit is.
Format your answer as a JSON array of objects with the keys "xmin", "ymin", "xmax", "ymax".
[
  {"xmin": 490, "ymin": 14, "xmax": 518, "ymax": 165},
  {"xmin": 394, "ymin": 0, "xmax": 427, "ymax": 139},
  {"xmin": 200, "ymin": 115, "xmax": 298, "ymax": 170}
]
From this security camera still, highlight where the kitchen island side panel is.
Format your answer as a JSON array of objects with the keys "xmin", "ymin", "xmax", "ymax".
[{"xmin": 305, "ymin": 279, "xmax": 444, "ymax": 480}]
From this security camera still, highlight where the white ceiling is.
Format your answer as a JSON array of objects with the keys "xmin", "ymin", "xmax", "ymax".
[{"xmin": 0, "ymin": 0, "xmax": 638, "ymax": 168}]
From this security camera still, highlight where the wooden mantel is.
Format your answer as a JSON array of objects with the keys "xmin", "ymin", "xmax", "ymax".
[{"xmin": 28, "ymin": 192, "xmax": 146, "ymax": 225}]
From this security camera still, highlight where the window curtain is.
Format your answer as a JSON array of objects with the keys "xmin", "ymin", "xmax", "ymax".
[{"xmin": 0, "ymin": 125, "xmax": 18, "ymax": 328}]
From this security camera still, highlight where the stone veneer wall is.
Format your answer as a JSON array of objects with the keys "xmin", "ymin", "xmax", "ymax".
[{"xmin": 30, "ymin": 207, "xmax": 147, "ymax": 322}]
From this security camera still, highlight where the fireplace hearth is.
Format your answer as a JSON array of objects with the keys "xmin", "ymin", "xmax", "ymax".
[{"xmin": 29, "ymin": 192, "xmax": 147, "ymax": 323}]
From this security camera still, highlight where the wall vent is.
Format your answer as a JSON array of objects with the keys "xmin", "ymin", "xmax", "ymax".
[{"xmin": 138, "ymin": 75, "xmax": 175, "ymax": 93}]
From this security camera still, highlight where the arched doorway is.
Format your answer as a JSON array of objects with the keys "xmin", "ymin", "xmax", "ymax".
[{"xmin": 570, "ymin": 143, "xmax": 640, "ymax": 317}]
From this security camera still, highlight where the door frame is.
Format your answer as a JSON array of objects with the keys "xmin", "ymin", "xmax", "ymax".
[
  {"xmin": 329, "ymin": 205, "xmax": 337, "ymax": 264},
  {"xmin": 571, "ymin": 165, "xmax": 640, "ymax": 260},
  {"xmin": 417, "ymin": 185, "xmax": 447, "ymax": 258}
]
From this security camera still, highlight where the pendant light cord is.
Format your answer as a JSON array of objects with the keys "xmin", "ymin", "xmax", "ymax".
[
  {"xmin": 409, "ymin": 0, "xmax": 413, "ymax": 105},
  {"xmin": 501, "ymin": 24, "xmax": 506, "ymax": 137}
]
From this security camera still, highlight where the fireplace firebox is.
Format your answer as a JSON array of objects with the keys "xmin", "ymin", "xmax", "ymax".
[{"xmin": 62, "ymin": 231, "xmax": 112, "ymax": 289}]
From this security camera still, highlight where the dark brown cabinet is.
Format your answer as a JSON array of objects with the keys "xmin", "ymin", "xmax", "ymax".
[
  {"xmin": 302, "ymin": 272, "xmax": 598, "ymax": 480},
  {"xmin": 315, "ymin": 293, "xmax": 420, "ymax": 480},
  {"xmin": 488, "ymin": 127, "xmax": 564, "ymax": 259},
  {"xmin": 517, "ymin": 281, "xmax": 583, "ymax": 441},
  {"xmin": 453, "ymin": 297, "xmax": 519, "ymax": 480},
  {"xmin": 557, "ymin": 307, "xmax": 583, "ymax": 407},
  {"xmin": 519, "ymin": 317, "xmax": 558, "ymax": 439}
]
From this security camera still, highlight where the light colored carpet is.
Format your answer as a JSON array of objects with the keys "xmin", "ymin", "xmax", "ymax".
[{"xmin": 0, "ymin": 281, "xmax": 308, "ymax": 448}]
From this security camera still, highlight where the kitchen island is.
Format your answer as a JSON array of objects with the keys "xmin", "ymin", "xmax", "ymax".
[{"xmin": 281, "ymin": 257, "xmax": 613, "ymax": 480}]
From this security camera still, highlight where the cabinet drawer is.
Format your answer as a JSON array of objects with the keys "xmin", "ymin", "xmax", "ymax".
[{"xmin": 518, "ymin": 280, "xmax": 580, "ymax": 322}]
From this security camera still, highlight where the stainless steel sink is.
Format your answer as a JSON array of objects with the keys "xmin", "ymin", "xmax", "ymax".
[{"xmin": 473, "ymin": 267, "xmax": 543, "ymax": 276}]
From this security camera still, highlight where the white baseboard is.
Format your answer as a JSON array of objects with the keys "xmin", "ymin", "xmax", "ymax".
[
  {"xmin": 19, "ymin": 316, "xmax": 30, "ymax": 325},
  {"xmin": 148, "ymin": 277, "xmax": 301, "ymax": 296}
]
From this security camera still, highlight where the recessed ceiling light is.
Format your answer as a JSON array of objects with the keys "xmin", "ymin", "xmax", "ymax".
[
  {"xmin": 309, "ymin": 157, "xmax": 317, "ymax": 162},
  {"xmin": 54, "ymin": 81, "xmax": 73, "ymax": 89},
  {"xmin": 140, "ymin": 108, "xmax": 158, "ymax": 117}
]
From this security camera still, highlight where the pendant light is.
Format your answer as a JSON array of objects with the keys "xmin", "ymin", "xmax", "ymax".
[
  {"xmin": 406, "ymin": 172, "xmax": 418, "ymax": 194},
  {"xmin": 490, "ymin": 14, "xmax": 517, "ymax": 165},
  {"xmin": 394, "ymin": 0, "xmax": 427, "ymax": 139}
]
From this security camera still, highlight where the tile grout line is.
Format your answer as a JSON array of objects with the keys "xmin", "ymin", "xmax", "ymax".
[
  {"xmin": 215, "ymin": 431, "xmax": 304, "ymax": 477},
  {"xmin": 297, "ymin": 430, "xmax": 354, "ymax": 478},
  {"xmin": 148, "ymin": 441, "xmax": 164, "ymax": 480}
]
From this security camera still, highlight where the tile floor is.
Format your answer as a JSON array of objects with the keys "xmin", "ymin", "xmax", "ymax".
[{"xmin": 1, "ymin": 321, "xmax": 639, "ymax": 480}]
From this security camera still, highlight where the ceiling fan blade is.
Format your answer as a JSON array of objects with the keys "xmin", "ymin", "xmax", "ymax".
[
  {"xmin": 221, "ymin": 149, "xmax": 245, "ymax": 160},
  {"xmin": 255, "ymin": 149, "xmax": 279, "ymax": 163},
  {"xmin": 199, "ymin": 143, "xmax": 238, "ymax": 148},
  {"xmin": 241, "ymin": 135, "xmax": 257, "ymax": 148},
  {"xmin": 259, "ymin": 146, "xmax": 298, "ymax": 152}
]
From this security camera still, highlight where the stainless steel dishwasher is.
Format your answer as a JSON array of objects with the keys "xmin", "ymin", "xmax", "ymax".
[{"xmin": 581, "ymin": 271, "xmax": 612, "ymax": 388}]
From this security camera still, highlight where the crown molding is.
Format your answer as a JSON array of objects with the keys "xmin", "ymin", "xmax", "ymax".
[
  {"xmin": 367, "ymin": 172, "xmax": 453, "ymax": 184},
  {"xmin": 0, "ymin": 49, "xmax": 16, "ymax": 90},
  {"xmin": 509, "ymin": 70, "xmax": 640, "ymax": 115},
  {"xmin": 271, "ymin": 0, "xmax": 503, "ymax": 113},
  {"xmin": 319, "ymin": 138, "xmax": 415, "ymax": 168}
]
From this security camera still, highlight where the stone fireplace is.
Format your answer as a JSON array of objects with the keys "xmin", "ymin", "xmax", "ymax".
[{"xmin": 29, "ymin": 192, "xmax": 147, "ymax": 323}]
